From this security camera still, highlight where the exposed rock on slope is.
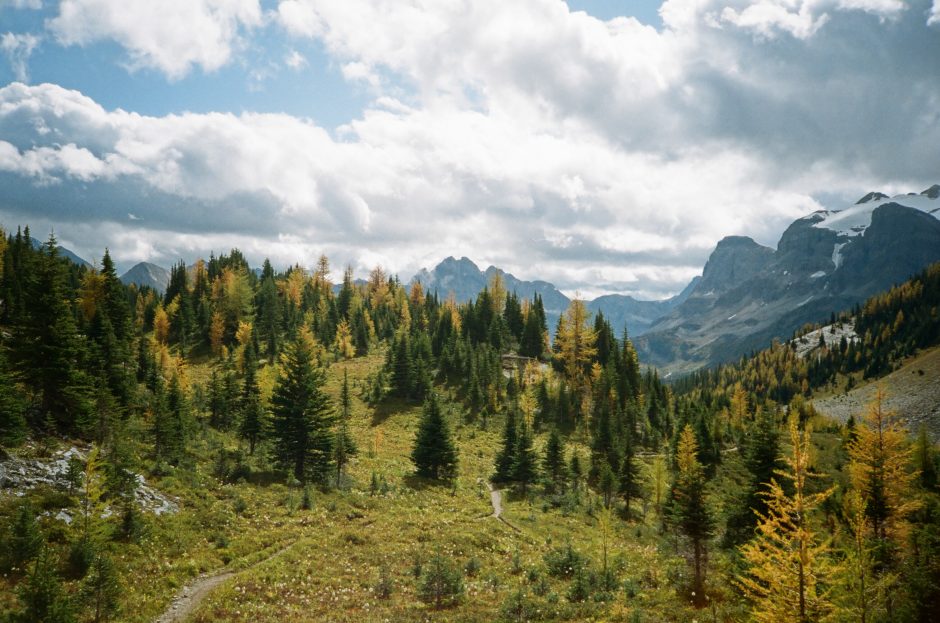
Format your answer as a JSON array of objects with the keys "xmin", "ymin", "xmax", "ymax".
[
  {"xmin": 636, "ymin": 186, "xmax": 940, "ymax": 375},
  {"xmin": 121, "ymin": 261, "xmax": 171, "ymax": 293}
]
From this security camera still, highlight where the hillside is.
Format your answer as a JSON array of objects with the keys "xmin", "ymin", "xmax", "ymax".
[
  {"xmin": 3, "ymin": 231, "xmax": 940, "ymax": 623},
  {"xmin": 813, "ymin": 346, "xmax": 940, "ymax": 441}
]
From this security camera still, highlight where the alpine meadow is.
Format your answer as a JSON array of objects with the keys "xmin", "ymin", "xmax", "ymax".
[{"xmin": 2, "ymin": 1, "xmax": 940, "ymax": 623}]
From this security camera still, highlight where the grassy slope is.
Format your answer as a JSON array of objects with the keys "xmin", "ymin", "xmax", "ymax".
[
  {"xmin": 1, "ymin": 352, "xmax": 733, "ymax": 622},
  {"xmin": 190, "ymin": 354, "xmax": 700, "ymax": 622}
]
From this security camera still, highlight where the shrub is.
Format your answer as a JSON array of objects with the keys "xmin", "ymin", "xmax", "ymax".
[
  {"xmin": 67, "ymin": 537, "xmax": 95, "ymax": 579},
  {"xmin": 3, "ymin": 502, "xmax": 42, "ymax": 572},
  {"xmin": 544, "ymin": 542, "xmax": 585, "ymax": 578},
  {"xmin": 15, "ymin": 548, "xmax": 76, "ymax": 623},
  {"xmin": 418, "ymin": 551, "xmax": 463, "ymax": 609},
  {"xmin": 375, "ymin": 564, "xmax": 394, "ymax": 599},
  {"xmin": 500, "ymin": 589, "xmax": 541, "ymax": 622}
]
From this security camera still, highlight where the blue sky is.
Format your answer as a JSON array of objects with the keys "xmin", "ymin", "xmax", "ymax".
[
  {"xmin": 1, "ymin": 1, "xmax": 938, "ymax": 298},
  {"xmin": 0, "ymin": 1, "xmax": 662, "ymax": 128}
]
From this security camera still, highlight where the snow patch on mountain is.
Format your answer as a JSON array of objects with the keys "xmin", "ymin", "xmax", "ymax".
[{"xmin": 813, "ymin": 188, "xmax": 940, "ymax": 238}]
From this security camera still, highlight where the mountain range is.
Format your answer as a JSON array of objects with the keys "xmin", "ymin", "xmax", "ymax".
[
  {"xmin": 38, "ymin": 183, "xmax": 940, "ymax": 375},
  {"xmin": 635, "ymin": 185, "xmax": 940, "ymax": 375},
  {"xmin": 409, "ymin": 257, "xmax": 695, "ymax": 336}
]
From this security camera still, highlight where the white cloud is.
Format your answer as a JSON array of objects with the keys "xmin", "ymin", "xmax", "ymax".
[
  {"xmin": 929, "ymin": 0, "xmax": 940, "ymax": 25},
  {"xmin": 1, "ymin": 1, "xmax": 939, "ymax": 298},
  {"xmin": 47, "ymin": 0, "xmax": 263, "ymax": 79},
  {"xmin": 284, "ymin": 49, "xmax": 307, "ymax": 70},
  {"xmin": 1, "ymin": 32, "xmax": 40, "ymax": 82}
]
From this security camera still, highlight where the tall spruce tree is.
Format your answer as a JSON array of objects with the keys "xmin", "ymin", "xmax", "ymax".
[
  {"xmin": 618, "ymin": 433, "xmax": 642, "ymax": 518},
  {"xmin": 411, "ymin": 393, "xmax": 458, "ymax": 481},
  {"xmin": 725, "ymin": 408, "xmax": 783, "ymax": 547},
  {"xmin": 270, "ymin": 335, "xmax": 334, "ymax": 484},
  {"xmin": 543, "ymin": 428, "xmax": 567, "ymax": 493},
  {"xmin": 493, "ymin": 409, "xmax": 518, "ymax": 483},
  {"xmin": 512, "ymin": 417, "xmax": 538, "ymax": 495},
  {"xmin": 13, "ymin": 234, "xmax": 92, "ymax": 435},
  {"xmin": 239, "ymin": 359, "xmax": 264, "ymax": 455}
]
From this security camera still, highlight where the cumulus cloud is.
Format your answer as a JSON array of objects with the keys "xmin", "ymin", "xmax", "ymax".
[
  {"xmin": 1, "ymin": 1, "xmax": 938, "ymax": 298},
  {"xmin": 47, "ymin": 0, "xmax": 263, "ymax": 79},
  {"xmin": 1, "ymin": 32, "xmax": 40, "ymax": 82}
]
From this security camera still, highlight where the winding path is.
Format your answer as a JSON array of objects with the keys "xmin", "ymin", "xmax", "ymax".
[
  {"xmin": 155, "ymin": 543, "xmax": 294, "ymax": 623},
  {"xmin": 480, "ymin": 479, "xmax": 519, "ymax": 532}
]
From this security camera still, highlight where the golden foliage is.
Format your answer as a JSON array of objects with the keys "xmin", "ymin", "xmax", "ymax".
[
  {"xmin": 554, "ymin": 298, "xmax": 597, "ymax": 397},
  {"xmin": 335, "ymin": 319, "xmax": 355, "ymax": 359},
  {"xmin": 153, "ymin": 303, "xmax": 170, "ymax": 345},
  {"xmin": 209, "ymin": 310, "xmax": 225, "ymax": 356},
  {"xmin": 738, "ymin": 416, "xmax": 835, "ymax": 623},
  {"xmin": 847, "ymin": 386, "xmax": 920, "ymax": 545}
]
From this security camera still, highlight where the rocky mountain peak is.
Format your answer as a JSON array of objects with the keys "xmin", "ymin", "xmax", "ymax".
[
  {"xmin": 856, "ymin": 191, "xmax": 889, "ymax": 204},
  {"xmin": 697, "ymin": 236, "xmax": 773, "ymax": 295}
]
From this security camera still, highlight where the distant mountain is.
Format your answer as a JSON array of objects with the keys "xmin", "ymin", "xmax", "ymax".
[
  {"xmin": 120, "ymin": 262, "xmax": 171, "ymax": 293},
  {"xmin": 29, "ymin": 237, "xmax": 92, "ymax": 269},
  {"xmin": 587, "ymin": 276, "xmax": 700, "ymax": 336},
  {"xmin": 409, "ymin": 256, "xmax": 692, "ymax": 337},
  {"xmin": 636, "ymin": 185, "xmax": 940, "ymax": 375}
]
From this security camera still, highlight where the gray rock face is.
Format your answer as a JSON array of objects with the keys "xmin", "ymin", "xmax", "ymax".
[
  {"xmin": 120, "ymin": 261, "xmax": 171, "ymax": 293},
  {"xmin": 697, "ymin": 236, "xmax": 774, "ymax": 295},
  {"xmin": 0, "ymin": 446, "xmax": 178, "ymax": 517},
  {"xmin": 636, "ymin": 190, "xmax": 940, "ymax": 376}
]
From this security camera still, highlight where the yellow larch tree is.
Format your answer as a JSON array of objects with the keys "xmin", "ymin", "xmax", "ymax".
[
  {"xmin": 738, "ymin": 415, "xmax": 835, "ymax": 623},
  {"xmin": 334, "ymin": 319, "xmax": 355, "ymax": 359},
  {"xmin": 847, "ymin": 386, "xmax": 919, "ymax": 549},
  {"xmin": 554, "ymin": 297, "xmax": 597, "ymax": 398},
  {"xmin": 153, "ymin": 303, "xmax": 170, "ymax": 345}
]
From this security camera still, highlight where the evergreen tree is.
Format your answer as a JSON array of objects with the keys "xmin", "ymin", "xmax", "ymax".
[
  {"xmin": 0, "ymin": 344, "xmax": 26, "ymax": 446},
  {"xmin": 725, "ymin": 408, "xmax": 783, "ymax": 547},
  {"xmin": 14, "ymin": 547, "xmax": 76, "ymax": 623},
  {"xmin": 543, "ymin": 428, "xmax": 567, "ymax": 493},
  {"xmin": 493, "ymin": 409, "xmax": 518, "ymax": 483},
  {"xmin": 239, "ymin": 359, "xmax": 265, "ymax": 455},
  {"xmin": 737, "ymin": 416, "xmax": 835, "ymax": 623},
  {"xmin": 3, "ymin": 501, "xmax": 42, "ymax": 572},
  {"xmin": 519, "ymin": 305, "xmax": 544, "ymax": 358},
  {"xmin": 598, "ymin": 460, "xmax": 617, "ymax": 508},
  {"xmin": 418, "ymin": 550, "xmax": 464, "ymax": 609},
  {"xmin": 334, "ymin": 369, "xmax": 357, "ymax": 485},
  {"xmin": 82, "ymin": 553, "xmax": 121, "ymax": 623},
  {"xmin": 270, "ymin": 336, "xmax": 334, "ymax": 484},
  {"xmin": 411, "ymin": 393, "xmax": 458, "ymax": 481},
  {"xmin": 512, "ymin": 417, "xmax": 538, "ymax": 495},
  {"xmin": 12, "ymin": 234, "xmax": 92, "ymax": 435},
  {"xmin": 671, "ymin": 424, "xmax": 713, "ymax": 606},
  {"xmin": 618, "ymin": 434, "xmax": 642, "ymax": 518}
]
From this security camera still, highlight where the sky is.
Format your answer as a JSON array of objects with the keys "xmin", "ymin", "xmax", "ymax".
[{"xmin": 0, "ymin": 1, "xmax": 938, "ymax": 300}]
